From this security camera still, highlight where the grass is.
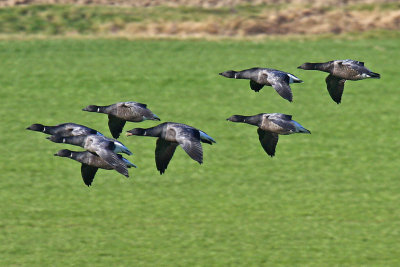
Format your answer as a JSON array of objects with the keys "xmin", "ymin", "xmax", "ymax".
[{"xmin": 0, "ymin": 37, "xmax": 399, "ymax": 266}]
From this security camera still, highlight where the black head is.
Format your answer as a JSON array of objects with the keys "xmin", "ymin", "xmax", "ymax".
[
  {"xmin": 126, "ymin": 128, "xmax": 146, "ymax": 136},
  {"xmin": 54, "ymin": 149, "xmax": 73, "ymax": 157},
  {"xmin": 26, "ymin": 123, "xmax": 44, "ymax": 132},
  {"xmin": 82, "ymin": 105, "xmax": 98, "ymax": 112},
  {"xmin": 297, "ymin": 63, "xmax": 315, "ymax": 70},
  {"xmin": 219, "ymin": 70, "xmax": 236, "ymax": 78},
  {"xmin": 226, "ymin": 115, "xmax": 244, "ymax": 122}
]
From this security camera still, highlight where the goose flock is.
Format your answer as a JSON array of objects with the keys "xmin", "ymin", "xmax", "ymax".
[{"xmin": 27, "ymin": 59, "xmax": 380, "ymax": 186}]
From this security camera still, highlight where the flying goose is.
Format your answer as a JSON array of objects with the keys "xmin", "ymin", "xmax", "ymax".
[
  {"xmin": 47, "ymin": 134, "xmax": 131, "ymax": 177},
  {"xmin": 227, "ymin": 113, "xmax": 310, "ymax": 157},
  {"xmin": 126, "ymin": 122, "xmax": 216, "ymax": 174},
  {"xmin": 27, "ymin": 122, "xmax": 133, "ymax": 155},
  {"xmin": 219, "ymin": 68, "xmax": 303, "ymax": 102},
  {"xmin": 26, "ymin": 123, "xmax": 103, "ymax": 137},
  {"xmin": 297, "ymin": 59, "xmax": 380, "ymax": 104},
  {"xmin": 82, "ymin": 102, "xmax": 160, "ymax": 139},
  {"xmin": 54, "ymin": 149, "xmax": 136, "ymax": 186}
]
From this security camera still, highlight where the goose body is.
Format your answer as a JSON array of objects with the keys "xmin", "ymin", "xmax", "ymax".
[
  {"xmin": 227, "ymin": 113, "xmax": 310, "ymax": 157},
  {"xmin": 47, "ymin": 134, "xmax": 131, "ymax": 177},
  {"xmin": 297, "ymin": 59, "xmax": 380, "ymax": 104},
  {"xmin": 26, "ymin": 123, "xmax": 103, "ymax": 137},
  {"xmin": 219, "ymin": 67, "xmax": 303, "ymax": 102},
  {"xmin": 83, "ymin": 102, "xmax": 160, "ymax": 139},
  {"xmin": 126, "ymin": 122, "xmax": 216, "ymax": 174},
  {"xmin": 54, "ymin": 149, "xmax": 136, "ymax": 186}
]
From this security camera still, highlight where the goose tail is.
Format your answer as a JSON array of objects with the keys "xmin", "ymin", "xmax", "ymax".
[
  {"xmin": 199, "ymin": 130, "xmax": 216, "ymax": 145},
  {"xmin": 113, "ymin": 140, "xmax": 133, "ymax": 155},
  {"xmin": 288, "ymin": 73, "xmax": 303, "ymax": 83},
  {"xmin": 122, "ymin": 158, "xmax": 137, "ymax": 168},
  {"xmin": 369, "ymin": 72, "xmax": 381, "ymax": 79},
  {"xmin": 292, "ymin": 121, "xmax": 311, "ymax": 134}
]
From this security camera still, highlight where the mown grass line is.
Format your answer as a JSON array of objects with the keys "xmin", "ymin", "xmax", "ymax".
[
  {"xmin": 0, "ymin": 37, "xmax": 399, "ymax": 266},
  {"xmin": 0, "ymin": 3, "xmax": 399, "ymax": 36}
]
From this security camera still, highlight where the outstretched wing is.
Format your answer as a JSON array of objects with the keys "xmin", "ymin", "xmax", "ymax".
[
  {"xmin": 155, "ymin": 138, "xmax": 178, "ymax": 174},
  {"xmin": 176, "ymin": 128, "xmax": 203, "ymax": 164},
  {"xmin": 108, "ymin": 114, "xmax": 126, "ymax": 139},
  {"xmin": 267, "ymin": 72, "xmax": 293, "ymax": 102},
  {"xmin": 325, "ymin": 74, "xmax": 346, "ymax": 104},
  {"xmin": 94, "ymin": 147, "xmax": 129, "ymax": 177},
  {"xmin": 80, "ymin": 164, "xmax": 98, "ymax": 186},
  {"xmin": 268, "ymin": 113, "xmax": 292, "ymax": 121},
  {"xmin": 343, "ymin": 59, "xmax": 364, "ymax": 66},
  {"xmin": 257, "ymin": 128, "xmax": 279, "ymax": 157},
  {"xmin": 249, "ymin": 80, "xmax": 264, "ymax": 92},
  {"xmin": 132, "ymin": 102, "xmax": 147, "ymax": 109}
]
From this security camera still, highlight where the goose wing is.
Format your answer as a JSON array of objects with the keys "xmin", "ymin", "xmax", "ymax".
[
  {"xmin": 90, "ymin": 138, "xmax": 129, "ymax": 177},
  {"xmin": 155, "ymin": 138, "xmax": 178, "ymax": 174},
  {"xmin": 266, "ymin": 72, "xmax": 293, "ymax": 102},
  {"xmin": 325, "ymin": 74, "xmax": 346, "ymax": 104},
  {"xmin": 80, "ymin": 164, "xmax": 98, "ymax": 186},
  {"xmin": 343, "ymin": 59, "xmax": 364, "ymax": 66},
  {"xmin": 175, "ymin": 127, "xmax": 203, "ymax": 164},
  {"xmin": 265, "ymin": 114, "xmax": 295, "ymax": 132},
  {"xmin": 268, "ymin": 113, "xmax": 292, "ymax": 121},
  {"xmin": 249, "ymin": 80, "xmax": 264, "ymax": 92},
  {"xmin": 108, "ymin": 114, "xmax": 126, "ymax": 139},
  {"xmin": 257, "ymin": 128, "xmax": 279, "ymax": 157},
  {"xmin": 129, "ymin": 102, "xmax": 147, "ymax": 109}
]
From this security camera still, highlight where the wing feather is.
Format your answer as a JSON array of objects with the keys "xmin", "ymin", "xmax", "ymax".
[
  {"xmin": 80, "ymin": 164, "xmax": 98, "ymax": 186},
  {"xmin": 95, "ymin": 148, "xmax": 129, "ymax": 177},
  {"xmin": 108, "ymin": 115, "xmax": 126, "ymax": 139},
  {"xmin": 257, "ymin": 128, "xmax": 279, "ymax": 157},
  {"xmin": 267, "ymin": 72, "xmax": 293, "ymax": 102},
  {"xmin": 175, "ymin": 127, "xmax": 203, "ymax": 164},
  {"xmin": 325, "ymin": 74, "xmax": 346, "ymax": 104},
  {"xmin": 155, "ymin": 138, "xmax": 178, "ymax": 174},
  {"xmin": 249, "ymin": 80, "xmax": 264, "ymax": 92}
]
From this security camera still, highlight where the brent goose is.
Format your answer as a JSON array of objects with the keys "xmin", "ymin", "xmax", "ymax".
[
  {"xmin": 126, "ymin": 122, "xmax": 216, "ymax": 174},
  {"xmin": 227, "ymin": 113, "xmax": 310, "ymax": 157},
  {"xmin": 83, "ymin": 102, "xmax": 160, "ymax": 138},
  {"xmin": 297, "ymin": 59, "xmax": 380, "ymax": 104}
]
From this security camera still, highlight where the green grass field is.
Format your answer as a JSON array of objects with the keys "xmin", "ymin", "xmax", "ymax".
[{"xmin": 0, "ymin": 37, "xmax": 399, "ymax": 266}]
